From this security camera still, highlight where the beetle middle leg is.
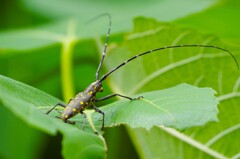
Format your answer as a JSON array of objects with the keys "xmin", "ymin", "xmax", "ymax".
[
  {"xmin": 91, "ymin": 104, "xmax": 105, "ymax": 130},
  {"xmin": 95, "ymin": 94, "xmax": 143, "ymax": 102},
  {"xmin": 80, "ymin": 112, "xmax": 87, "ymax": 130}
]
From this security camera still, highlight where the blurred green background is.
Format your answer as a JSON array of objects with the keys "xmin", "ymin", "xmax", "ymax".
[{"xmin": 0, "ymin": 0, "xmax": 240, "ymax": 159}]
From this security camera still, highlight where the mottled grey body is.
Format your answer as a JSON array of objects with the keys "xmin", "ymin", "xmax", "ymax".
[{"xmin": 62, "ymin": 81, "xmax": 102, "ymax": 122}]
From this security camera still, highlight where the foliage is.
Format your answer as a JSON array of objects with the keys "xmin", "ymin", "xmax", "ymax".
[{"xmin": 0, "ymin": 0, "xmax": 240, "ymax": 159}]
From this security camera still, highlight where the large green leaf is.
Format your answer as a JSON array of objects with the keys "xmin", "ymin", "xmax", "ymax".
[
  {"xmin": 1, "ymin": 2, "xmax": 239, "ymax": 157},
  {"xmin": 0, "ymin": 75, "xmax": 106, "ymax": 159},
  {"xmin": 0, "ymin": 17, "xmax": 113, "ymax": 51},
  {"xmin": 21, "ymin": 0, "xmax": 217, "ymax": 26},
  {"xmin": 176, "ymin": 0, "xmax": 240, "ymax": 44},
  {"xmin": 0, "ymin": 20, "xmax": 91, "ymax": 50},
  {"xmin": 0, "ymin": 106, "xmax": 45, "ymax": 159},
  {"xmin": 0, "ymin": 70, "xmax": 219, "ymax": 158},
  {"xmin": 0, "ymin": 0, "xmax": 218, "ymax": 50},
  {"xmin": 95, "ymin": 84, "xmax": 218, "ymax": 130},
  {"xmin": 103, "ymin": 18, "xmax": 240, "ymax": 159}
]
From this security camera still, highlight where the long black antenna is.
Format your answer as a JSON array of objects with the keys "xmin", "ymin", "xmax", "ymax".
[
  {"xmin": 86, "ymin": 13, "xmax": 112, "ymax": 81},
  {"xmin": 99, "ymin": 44, "xmax": 239, "ymax": 82}
]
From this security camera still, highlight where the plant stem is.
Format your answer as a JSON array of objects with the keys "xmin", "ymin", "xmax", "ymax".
[{"xmin": 61, "ymin": 19, "xmax": 76, "ymax": 102}]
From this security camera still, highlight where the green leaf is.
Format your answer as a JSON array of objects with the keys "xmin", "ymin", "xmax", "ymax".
[
  {"xmin": 0, "ymin": 75, "xmax": 106, "ymax": 159},
  {"xmin": 0, "ymin": 74, "xmax": 219, "ymax": 158},
  {"xmin": 0, "ymin": 20, "xmax": 86, "ymax": 50},
  {"xmin": 21, "ymin": 0, "xmax": 216, "ymax": 22},
  {"xmin": 129, "ymin": 126, "xmax": 230, "ymax": 159},
  {"xmin": 95, "ymin": 83, "xmax": 218, "ymax": 130},
  {"xmin": 0, "ymin": 0, "xmax": 217, "ymax": 50},
  {"xmin": 103, "ymin": 17, "xmax": 240, "ymax": 159},
  {"xmin": 1, "ymin": 5, "xmax": 240, "ymax": 158},
  {"xmin": 176, "ymin": 0, "xmax": 240, "ymax": 44},
  {"xmin": 0, "ymin": 106, "xmax": 45, "ymax": 159}
]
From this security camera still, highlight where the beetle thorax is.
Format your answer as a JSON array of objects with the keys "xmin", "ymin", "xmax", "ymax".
[{"xmin": 84, "ymin": 80, "xmax": 103, "ymax": 95}]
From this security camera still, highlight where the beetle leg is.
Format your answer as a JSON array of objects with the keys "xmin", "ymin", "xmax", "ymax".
[
  {"xmin": 55, "ymin": 116, "xmax": 75, "ymax": 124},
  {"xmin": 95, "ymin": 94, "xmax": 143, "ymax": 102},
  {"xmin": 91, "ymin": 104, "xmax": 105, "ymax": 130},
  {"xmin": 56, "ymin": 110, "xmax": 62, "ymax": 115},
  {"xmin": 66, "ymin": 120, "xmax": 75, "ymax": 124},
  {"xmin": 67, "ymin": 98, "xmax": 73, "ymax": 104},
  {"xmin": 46, "ymin": 103, "xmax": 66, "ymax": 114},
  {"xmin": 81, "ymin": 112, "xmax": 87, "ymax": 130}
]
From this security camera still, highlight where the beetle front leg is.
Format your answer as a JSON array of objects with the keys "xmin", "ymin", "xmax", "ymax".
[
  {"xmin": 55, "ymin": 116, "xmax": 75, "ymax": 124},
  {"xmin": 46, "ymin": 103, "xmax": 66, "ymax": 114}
]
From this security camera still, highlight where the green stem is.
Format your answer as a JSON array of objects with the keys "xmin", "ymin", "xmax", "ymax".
[{"xmin": 61, "ymin": 19, "xmax": 76, "ymax": 102}]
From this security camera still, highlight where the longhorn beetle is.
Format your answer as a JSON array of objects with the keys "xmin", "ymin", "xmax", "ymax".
[{"xmin": 46, "ymin": 13, "xmax": 239, "ymax": 131}]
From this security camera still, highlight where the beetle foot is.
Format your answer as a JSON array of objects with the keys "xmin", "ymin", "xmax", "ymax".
[{"xmin": 131, "ymin": 96, "xmax": 143, "ymax": 100}]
